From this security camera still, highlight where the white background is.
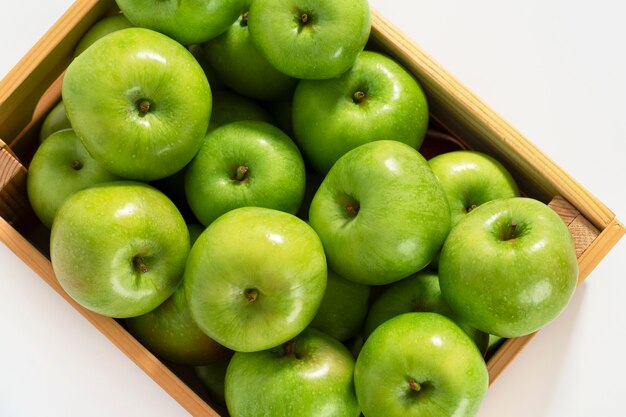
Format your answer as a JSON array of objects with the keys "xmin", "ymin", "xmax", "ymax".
[{"xmin": 1, "ymin": 1, "xmax": 625, "ymax": 416}]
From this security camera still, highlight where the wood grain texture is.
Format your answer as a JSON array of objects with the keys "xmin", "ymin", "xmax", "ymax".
[
  {"xmin": 0, "ymin": 1, "xmax": 624, "ymax": 414},
  {"xmin": 0, "ymin": 0, "xmax": 114, "ymax": 143},
  {"xmin": 369, "ymin": 9, "xmax": 617, "ymax": 231},
  {"xmin": 0, "ymin": 140, "xmax": 29, "ymax": 225},
  {"xmin": 0, "ymin": 216, "xmax": 220, "ymax": 417}
]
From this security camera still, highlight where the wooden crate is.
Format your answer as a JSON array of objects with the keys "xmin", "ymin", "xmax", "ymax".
[{"xmin": 0, "ymin": 0, "xmax": 624, "ymax": 415}]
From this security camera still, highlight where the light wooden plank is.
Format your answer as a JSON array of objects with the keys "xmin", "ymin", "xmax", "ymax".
[
  {"xmin": 0, "ymin": 0, "xmax": 114, "ymax": 142},
  {"xmin": 0, "ymin": 216, "xmax": 221, "ymax": 417}
]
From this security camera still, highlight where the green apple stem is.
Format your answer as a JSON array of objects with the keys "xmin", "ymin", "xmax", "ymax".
[
  {"xmin": 241, "ymin": 11, "xmax": 249, "ymax": 26},
  {"xmin": 300, "ymin": 13, "xmax": 309, "ymax": 24},
  {"xmin": 408, "ymin": 378, "xmax": 421, "ymax": 392},
  {"xmin": 353, "ymin": 91, "xmax": 366, "ymax": 104},
  {"xmin": 346, "ymin": 202, "xmax": 359, "ymax": 216},
  {"xmin": 71, "ymin": 160, "xmax": 83, "ymax": 171},
  {"xmin": 282, "ymin": 339, "xmax": 303, "ymax": 359},
  {"xmin": 235, "ymin": 165, "xmax": 249, "ymax": 181},
  {"xmin": 137, "ymin": 99, "xmax": 151, "ymax": 114},
  {"xmin": 467, "ymin": 203, "xmax": 478, "ymax": 212},
  {"xmin": 285, "ymin": 340, "xmax": 295, "ymax": 355},
  {"xmin": 132, "ymin": 256, "xmax": 149, "ymax": 274},
  {"xmin": 504, "ymin": 220, "xmax": 518, "ymax": 241},
  {"xmin": 244, "ymin": 288, "xmax": 258, "ymax": 303}
]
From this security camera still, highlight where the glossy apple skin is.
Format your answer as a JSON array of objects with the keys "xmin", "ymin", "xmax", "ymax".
[
  {"xmin": 293, "ymin": 51, "xmax": 429, "ymax": 174},
  {"xmin": 204, "ymin": 4, "xmax": 297, "ymax": 101},
  {"xmin": 125, "ymin": 223, "xmax": 230, "ymax": 366},
  {"xmin": 62, "ymin": 28, "xmax": 212, "ymax": 181},
  {"xmin": 74, "ymin": 13, "xmax": 133, "ymax": 56},
  {"xmin": 363, "ymin": 271, "xmax": 488, "ymax": 355},
  {"xmin": 125, "ymin": 282, "xmax": 231, "ymax": 365},
  {"xmin": 354, "ymin": 312, "xmax": 489, "ymax": 417},
  {"xmin": 116, "ymin": 0, "xmax": 246, "ymax": 45},
  {"xmin": 309, "ymin": 269, "xmax": 371, "ymax": 342},
  {"xmin": 208, "ymin": 90, "xmax": 274, "ymax": 132},
  {"xmin": 184, "ymin": 207, "xmax": 327, "ymax": 352},
  {"xmin": 429, "ymin": 150, "xmax": 519, "ymax": 227},
  {"xmin": 185, "ymin": 120, "xmax": 306, "ymax": 226},
  {"xmin": 225, "ymin": 328, "xmax": 360, "ymax": 417},
  {"xmin": 248, "ymin": 0, "xmax": 371, "ymax": 79},
  {"xmin": 50, "ymin": 181, "xmax": 190, "ymax": 318},
  {"xmin": 39, "ymin": 100, "xmax": 71, "ymax": 143},
  {"xmin": 439, "ymin": 197, "xmax": 579, "ymax": 337},
  {"xmin": 27, "ymin": 129, "xmax": 121, "ymax": 229},
  {"xmin": 309, "ymin": 140, "xmax": 451, "ymax": 285}
]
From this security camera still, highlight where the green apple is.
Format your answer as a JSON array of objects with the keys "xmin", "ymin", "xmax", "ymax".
[
  {"xmin": 204, "ymin": 3, "xmax": 298, "ymax": 101},
  {"xmin": 27, "ymin": 129, "xmax": 121, "ymax": 229},
  {"xmin": 309, "ymin": 140, "xmax": 451, "ymax": 285},
  {"xmin": 225, "ymin": 328, "xmax": 359, "ymax": 417},
  {"xmin": 309, "ymin": 269, "xmax": 371, "ymax": 342},
  {"xmin": 354, "ymin": 312, "xmax": 489, "ymax": 417},
  {"xmin": 74, "ymin": 13, "xmax": 133, "ymax": 56},
  {"xmin": 125, "ymin": 224, "xmax": 230, "ymax": 366},
  {"xmin": 125, "ymin": 278, "xmax": 231, "ymax": 366},
  {"xmin": 115, "ymin": 0, "xmax": 247, "ymax": 45},
  {"xmin": 293, "ymin": 50, "xmax": 429, "ymax": 174},
  {"xmin": 363, "ymin": 271, "xmax": 488, "ymax": 355},
  {"xmin": 439, "ymin": 197, "xmax": 579, "ymax": 337},
  {"xmin": 185, "ymin": 120, "xmax": 306, "ymax": 226},
  {"xmin": 429, "ymin": 150, "xmax": 520, "ymax": 227},
  {"xmin": 184, "ymin": 207, "xmax": 327, "ymax": 352},
  {"xmin": 62, "ymin": 27, "xmax": 212, "ymax": 181},
  {"xmin": 39, "ymin": 100, "xmax": 71, "ymax": 142},
  {"xmin": 208, "ymin": 90, "xmax": 274, "ymax": 132},
  {"xmin": 248, "ymin": 0, "xmax": 371, "ymax": 79},
  {"xmin": 50, "ymin": 181, "xmax": 190, "ymax": 318}
]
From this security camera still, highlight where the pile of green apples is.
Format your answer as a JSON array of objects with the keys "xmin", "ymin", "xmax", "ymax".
[{"xmin": 26, "ymin": 1, "xmax": 580, "ymax": 416}]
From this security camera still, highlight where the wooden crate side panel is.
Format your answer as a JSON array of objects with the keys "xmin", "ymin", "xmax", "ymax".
[
  {"xmin": 0, "ymin": 0, "xmax": 114, "ymax": 143},
  {"xmin": 0, "ymin": 140, "xmax": 29, "ymax": 225},
  {"xmin": 369, "ymin": 10, "xmax": 615, "ymax": 231},
  {"xmin": 0, "ymin": 217, "xmax": 221, "ymax": 417}
]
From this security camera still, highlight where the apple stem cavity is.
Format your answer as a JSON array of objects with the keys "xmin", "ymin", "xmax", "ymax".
[
  {"xmin": 132, "ymin": 256, "xmax": 149, "ymax": 274},
  {"xmin": 285, "ymin": 340, "xmax": 296, "ymax": 355},
  {"xmin": 346, "ymin": 202, "xmax": 360, "ymax": 216},
  {"xmin": 71, "ymin": 160, "xmax": 83, "ymax": 171},
  {"xmin": 282, "ymin": 340, "xmax": 303, "ymax": 359},
  {"xmin": 234, "ymin": 165, "xmax": 249, "ymax": 182},
  {"xmin": 408, "ymin": 378, "xmax": 421, "ymax": 392},
  {"xmin": 244, "ymin": 288, "xmax": 258, "ymax": 303},
  {"xmin": 137, "ymin": 99, "xmax": 152, "ymax": 115},
  {"xmin": 467, "ymin": 203, "xmax": 478, "ymax": 212},
  {"xmin": 353, "ymin": 91, "xmax": 366, "ymax": 104},
  {"xmin": 241, "ymin": 11, "xmax": 249, "ymax": 26},
  {"xmin": 295, "ymin": 10, "xmax": 312, "ymax": 32},
  {"xmin": 504, "ymin": 220, "xmax": 518, "ymax": 241}
]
